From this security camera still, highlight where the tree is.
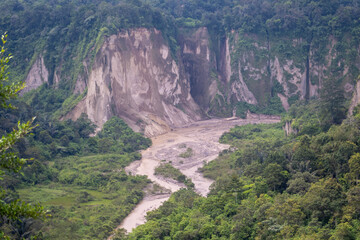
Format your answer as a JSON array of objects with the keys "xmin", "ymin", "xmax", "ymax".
[
  {"xmin": 330, "ymin": 222, "xmax": 356, "ymax": 240},
  {"xmin": 320, "ymin": 77, "xmax": 346, "ymax": 128},
  {"xmin": 263, "ymin": 163, "xmax": 289, "ymax": 192},
  {"xmin": 286, "ymin": 172, "xmax": 318, "ymax": 195},
  {"xmin": 302, "ymin": 178, "xmax": 346, "ymax": 224},
  {"xmin": 266, "ymin": 196, "xmax": 305, "ymax": 226},
  {"xmin": 343, "ymin": 186, "xmax": 360, "ymax": 221},
  {"xmin": 0, "ymin": 33, "xmax": 44, "ymax": 239},
  {"xmin": 0, "ymin": 34, "xmax": 24, "ymax": 109},
  {"xmin": 349, "ymin": 153, "xmax": 360, "ymax": 185}
]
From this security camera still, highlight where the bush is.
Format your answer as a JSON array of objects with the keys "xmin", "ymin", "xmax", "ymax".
[{"xmin": 179, "ymin": 148, "xmax": 193, "ymax": 158}]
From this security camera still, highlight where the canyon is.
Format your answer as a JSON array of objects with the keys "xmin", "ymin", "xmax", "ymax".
[
  {"xmin": 24, "ymin": 27, "xmax": 360, "ymax": 136},
  {"xmin": 21, "ymin": 26, "xmax": 360, "ymax": 235}
]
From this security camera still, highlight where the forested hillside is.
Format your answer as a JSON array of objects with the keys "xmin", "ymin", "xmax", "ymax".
[
  {"xmin": 1, "ymin": 95, "xmax": 152, "ymax": 238},
  {"xmin": 2, "ymin": 0, "xmax": 360, "ymax": 121},
  {"xmin": 126, "ymin": 102, "xmax": 360, "ymax": 239},
  {"xmin": 1, "ymin": 0, "xmax": 360, "ymax": 239},
  {"xmin": 1, "ymin": 0, "xmax": 176, "ymax": 81},
  {"xmin": 0, "ymin": 35, "xmax": 152, "ymax": 237}
]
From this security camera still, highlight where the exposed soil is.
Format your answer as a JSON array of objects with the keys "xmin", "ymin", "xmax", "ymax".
[{"xmin": 114, "ymin": 115, "xmax": 281, "ymax": 234}]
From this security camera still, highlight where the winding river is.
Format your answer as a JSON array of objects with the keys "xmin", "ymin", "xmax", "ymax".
[{"xmin": 112, "ymin": 115, "xmax": 281, "ymax": 235}]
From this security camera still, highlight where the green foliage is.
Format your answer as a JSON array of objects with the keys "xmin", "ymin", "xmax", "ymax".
[
  {"xmin": 178, "ymin": 147, "xmax": 193, "ymax": 158},
  {"xmin": 18, "ymin": 156, "xmax": 148, "ymax": 239},
  {"xmin": 154, "ymin": 163, "xmax": 194, "ymax": 188},
  {"xmin": 98, "ymin": 116, "xmax": 152, "ymax": 153},
  {"xmin": 0, "ymin": 75, "xmax": 151, "ymax": 238},
  {"xmin": 263, "ymin": 163, "xmax": 289, "ymax": 192},
  {"xmin": 2, "ymin": 0, "xmax": 360, "ymax": 238},
  {"xmin": 272, "ymin": 80, "xmax": 285, "ymax": 95},
  {"xmin": 235, "ymin": 96, "xmax": 285, "ymax": 119},
  {"xmin": 320, "ymin": 77, "xmax": 347, "ymax": 127},
  {"xmin": 208, "ymin": 94, "xmax": 233, "ymax": 118},
  {"xmin": 286, "ymin": 172, "xmax": 318, "ymax": 195},
  {"xmin": 348, "ymin": 153, "xmax": 360, "ymax": 185},
  {"xmin": 286, "ymin": 100, "xmax": 323, "ymax": 136},
  {"xmin": 8, "ymin": 113, "xmax": 151, "ymax": 239},
  {"xmin": 23, "ymin": 85, "xmax": 69, "ymax": 116},
  {"xmin": 0, "ymin": 119, "xmax": 35, "ymax": 173},
  {"xmin": 128, "ymin": 99, "xmax": 360, "ymax": 239},
  {"xmin": 52, "ymin": 90, "xmax": 87, "ymax": 120},
  {"xmin": 303, "ymin": 178, "xmax": 346, "ymax": 224},
  {"xmin": 0, "ymin": 111, "xmax": 152, "ymax": 239},
  {"xmin": 0, "ymin": 34, "xmax": 45, "ymax": 239},
  {"xmin": 0, "ymin": 33, "xmax": 25, "ymax": 109}
]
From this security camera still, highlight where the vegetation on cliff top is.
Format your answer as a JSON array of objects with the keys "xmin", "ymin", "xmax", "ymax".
[
  {"xmin": 1, "ymin": 0, "xmax": 359, "ymax": 119},
  {"xmin": 1, "ymin": 0, "xmax": 178, "ymax": 97}
]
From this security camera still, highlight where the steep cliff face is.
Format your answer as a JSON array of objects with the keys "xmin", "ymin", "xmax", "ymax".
[
  {"xmin": 23, "ymin": 55, "xmax": 49, "ymax": 93},
  {"xmin": 179, "ymin": 28, "xmax": 259, "ymax": 116},
  {"xmin": 207, "ymin": 31, "xmax": 359, "ymax": 113},
  {"xmin": 179, "ymin": 27, "xmax": 218, "ymax": 109},
  {"xmin": 57, "ymin": 27, "xmax": 359, "ymax": 134},
  {"xmin": 68, "ymin": 28, "xmax": 202, "ymax": 136},
  {"xmin": 225, "ymin": 33, "xmax": 311, "ymax": 111},
  {"xmin": 349, "ymin": 79, "xmax": 360, "ymax": 115},
  {"xmin": 178, "ymin": 30, "xmax": 311, "ymax": 115}
]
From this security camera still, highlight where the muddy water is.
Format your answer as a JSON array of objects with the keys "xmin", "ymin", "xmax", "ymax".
[{"xmin": 117, "ymin": 116, "xmax": 281, "ymax": 233}]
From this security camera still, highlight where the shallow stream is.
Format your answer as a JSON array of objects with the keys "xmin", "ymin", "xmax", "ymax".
[{"xmin": 113, "ymin": 116, "xmax": 281, "ymax": 234}]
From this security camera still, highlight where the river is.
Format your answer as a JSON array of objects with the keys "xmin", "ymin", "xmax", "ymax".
[{"xmin": 111, "ymin": 115, "xmax": 281, "ymax": 235}]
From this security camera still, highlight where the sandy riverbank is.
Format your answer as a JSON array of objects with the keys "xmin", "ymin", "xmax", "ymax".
[{"xmin": 113, "ymin": 115, "xmax": 281, "ymax": 235}]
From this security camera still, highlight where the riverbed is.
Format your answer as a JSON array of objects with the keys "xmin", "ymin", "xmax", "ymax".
[{"xmin": 115, "ymin": 115, "xmax": 281, "ymax": 234}]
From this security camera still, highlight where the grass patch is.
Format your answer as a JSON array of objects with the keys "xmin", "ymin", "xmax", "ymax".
[
  {"xmin": 18, "ymin": 187, "xmax": 66, "ymax": 204},
  {"xmin": 16, "ymin": 151, "xmax": 149, "ymax": 239},
  {"xmin": 46, "ymin": 196, "xmax": 76, "ymax": 207},
  {"xmin": 18, "ymin": 185, "xmax": 125, "ymax": 208}
]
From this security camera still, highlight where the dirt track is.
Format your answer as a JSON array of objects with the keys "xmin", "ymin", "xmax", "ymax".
[{"xmin": 116, "ymin": 115, "xmax": 281, "ymax": 233}]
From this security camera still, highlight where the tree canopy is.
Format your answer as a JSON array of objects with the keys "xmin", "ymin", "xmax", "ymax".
[{"xmin": 0, "ymin": 33, "xmax": 44, "ymax": 239}]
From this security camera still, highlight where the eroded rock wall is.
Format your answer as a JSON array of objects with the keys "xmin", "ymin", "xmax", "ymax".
[
  {"xmin": 63, "ymin": 27, "xmax": 360, "ymax": 135},
  {"xmin": 221, "ymin": 32, "xmax": 359, "ymax": 111},
  {"xmin": 179, "ymin": 27, "xmax": 218, "ymax": 109},
  {"xmin": 23, "ymin": 55, "xmax": 49, "ymax": 93},
  {"xmin": 69, "ymin": 28, "xmax": 202, "ymax": 136},
  {"xmin": 349, "ymin": 79, "xmax": 360, "ymax": 115}
]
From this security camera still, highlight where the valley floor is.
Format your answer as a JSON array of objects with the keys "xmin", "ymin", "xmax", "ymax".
[{"xmin": 117, "ymin": 115, "xmax": 281, "ymax": 234}]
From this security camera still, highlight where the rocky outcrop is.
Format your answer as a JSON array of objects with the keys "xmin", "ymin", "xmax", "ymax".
[
  {"xmin": 73, "ymin": 61, "xmax": 89, "ymax": 94},
  {"xmin": 222, "ymin": 32, "xmax": 359, "ymax": 112},
  {"xmin": 283, "ymin": 120, "xmax": 298, "ymax": 136},
  {"xmin": 349, "ymin": 79, "xmax": 360, "ymax": 115},
  {"xmin": 179, "ymin": 29, "xmax": 259, "ymax": 115},
  {"xmin": 179, "ymin": 27, "xmax": 218, "ymax": 109},
  {"xmin": 68, "ymin": 28, "xmax": 202, "ymax": 136},
  {"xmin": 231, "ymin": 61, "xmax": 258, "ymax": 104},
  {"xmin": 23, "ymin": 55, "xmax": 49, "ymax": 93},
  {"xmin": 271, "ymin": 57, "xmax": 306, "ymax": 99},
  {"xmin": 61, "ymin": 27, "xmax": 360, "ymax": 135}
]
